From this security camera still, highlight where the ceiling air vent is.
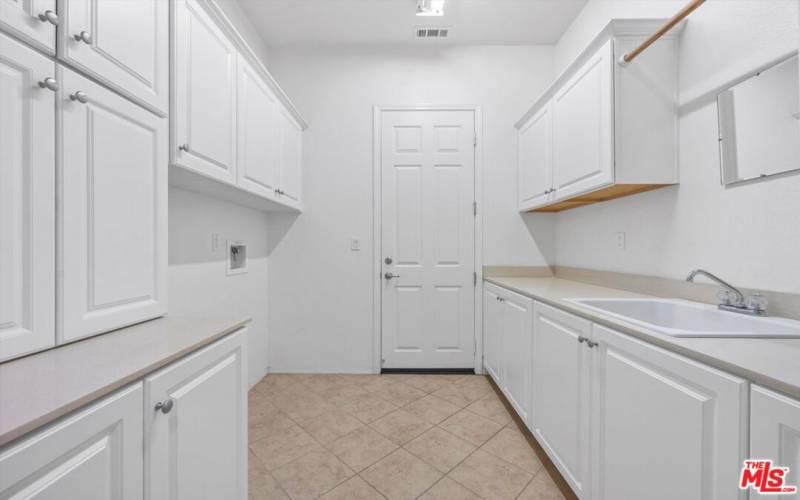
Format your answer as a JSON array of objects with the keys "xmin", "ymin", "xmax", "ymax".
[{"xmin": 415, "ymin": 27, "xmax": 449, "ymax": 39}]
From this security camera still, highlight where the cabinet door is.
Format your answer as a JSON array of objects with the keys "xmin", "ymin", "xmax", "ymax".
[
  {"xmin": 60, "ymin": 67, "xmax": 167, "ymax": 343},
  {"xmin": 60, "ymin": 0, "xmax": 168, "ymax": 114},
  {"xmin": 593, "ymin": 324, "xmax": 748, "ymax": 500},
  {"xmin": 277, "ymin": 106, "xmax": 302, "ymax": 206},
  {"xmin": 501, "ymin": 291, "xmax": 532, "ymax": 424},
  {"xmin": 236, "ymin": 54, "xmax": 280, "ymax": 199},
  {"xmin": 552, "ymin": 39, "xmax": 614, "ymax": 201},
  {"xmin": 483, "ymin": 285, "xmax": 504, "ymax": 384},
  {"xmin": 0, "ymin": 383, "xmax": 143, "ymax": 499},
  {"xmin": 0, "ymin": 0, "xmax": 55, "ymax": 54},
  {"xmin": 146, "ymin": 329, "xmax": 247, "ymax": 500},
  {"xmin": 518, "ymin": 103, "xmax": 552, "ymax": 211},
  {"xmin": 751, "ymin": 385, "xmax": 800, "ymax": 499},
  {"xmin": 531, "ymin": 302, "xmax": 592, "ymax": 498},
  {"xmin": 0, "ymin": 33, "xmax": 55, "ymax": 362},
  {"xmin": 173, "ymin": 0, "xmax": 237, "ymax": 184}
]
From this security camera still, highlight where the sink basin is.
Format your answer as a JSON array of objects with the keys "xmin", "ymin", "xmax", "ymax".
[{"xmin": 566, "ymin": 298, "xmax": 800, "ymax": 338}]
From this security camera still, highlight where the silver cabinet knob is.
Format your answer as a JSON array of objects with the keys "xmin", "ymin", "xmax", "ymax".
[
  {"xmin": 586, "ymin": 340, "xmax": 598, "ymax": 348},
  {"xmin": 274, "ymin": 188, "xmax": 285, "ymax": 195},
  {"xmin": 384, "ymin": 272, "xmax": 400, "ymax": 280},
  {"xmin": 577, "ymin": 336, "xmax": 587, "ymax": 343},
  {"xmin": 154, "ymin": 399, "xmax": 174, "ymax": 414},
  {"xmin": 38, "ymin": 77, "xmax": 58, "ymax": 92},
  {"xmin": 69, "ymin": 91, "xmax": 88, "ymax": 104},
  {"xmin": 74, "ymin": 31, "xmax": 92, "ymax": 44},
  {"xmin": 38, "ymin": 10, "xmax": 59, "ymax": 26},
  {"xmin": 178, "ymin": 143, "xmax": 189, "ymax": 152}
]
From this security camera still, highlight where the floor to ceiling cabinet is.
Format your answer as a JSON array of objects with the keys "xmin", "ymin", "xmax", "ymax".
[
  {"xmin": 59, "ymin": 67, "xmax": 167, "ymax": 343},
  {"xmin": 0, "ymin": 0, "xmax": 56, "ymax": 54},
  {"xmin": 0, "ymin": 32, "xmax": 56, "ymax": 362},
  {"xmin": 58, "ymin": 0, "xmax": 169, "ymax": 114}
]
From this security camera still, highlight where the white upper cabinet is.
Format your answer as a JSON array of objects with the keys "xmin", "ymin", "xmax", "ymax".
[
  {"xmin": 593, "ymin": 324, "xmax": 748, "ymax": 500},
  {"xmin": 59, "ymin": 67, "xmax": 167, "ymax": 343},
  {"xmin": 0, "ymin": 33, "xmax": 55, "ymax": 362},
  {"xmin": 173, "ymin": 0, "xmax": 237, "ymax": 184},
  {"xmin": 750, "ymin": 386, "xmax": 800, "ymax": 498},
  {"xmin": 237, "ymin": 53, "xmax": 280, "ymax": 198},
  {"xmin": 59, "ymin": 0, "xmax": 168, "ymax": 115},
  {"xmin": 146, "ymin": 329, "xmax": 247, "ymax": 500},
  {"xmin": 0, "ymin": 0, "xmax": 56, "ymax": 54},
  {"xmin": 0, "ymin": 383, "xmax": 144, "ymax": 499},
  {"xmin": 531, "ymin": 302, "xmax": 592, "ymax": 499},
  {"xmin": 518, "ymin": 103, "xmax": 553, "ymax": 211},
  {"xmin": 516, "ymin": 19, "xmax": 679, "ymax": 213},
  {"xmin": 552, "ymin": 39, "xmax": 614, "ymax": 201},
  {"xmin": 278, "ymin": 106, "xmax": 303, "ymax": 207}
]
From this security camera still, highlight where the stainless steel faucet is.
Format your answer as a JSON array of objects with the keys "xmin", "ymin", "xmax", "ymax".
[{"xmin": 685, "ymin": 269, "xmax": 767, "ymax": 316}]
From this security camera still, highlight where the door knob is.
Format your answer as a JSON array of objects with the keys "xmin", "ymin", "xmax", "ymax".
[
  {"xmin": 384, "ymin": 272, "xmax": 400, "ymax": 280},
  {"xmin": 38, "ymin": 10, "xmax": 59, "ymax": 26},
  {"xmin": 37, "ymin": 77, "xmax": 58, "ymax": 92},
  {"xmin": 69, "ymin": 91, "xmax": 88, "ymax": 104},
  {"xmin": 154, "ymin": 399, "xmax": 174, "ymax": 414},
  {"xmin": 74, "ymin": 31, "xmax": 92, "ymax": 44}
]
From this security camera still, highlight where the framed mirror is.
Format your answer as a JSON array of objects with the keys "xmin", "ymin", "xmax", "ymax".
[{"xmin": 717, "ymin": 52, "xmax": 800, "ymax": 185}]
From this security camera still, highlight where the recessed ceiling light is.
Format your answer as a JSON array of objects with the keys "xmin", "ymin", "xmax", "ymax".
[{"xmin": 416, "ymin": 0, "xmax": 444, "ymax": 17}]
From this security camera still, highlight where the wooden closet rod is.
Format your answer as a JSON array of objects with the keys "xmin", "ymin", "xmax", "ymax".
[{"xmin": 619, "ymin": 0, "xmax": 705, "ymax": 65}]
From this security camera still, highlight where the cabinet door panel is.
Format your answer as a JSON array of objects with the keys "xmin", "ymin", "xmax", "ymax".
[
  {"xmin": 594, "ymin": 325, "xmax": 747, "ymax": 500},
  {"xmin": 236, "ymin": 54, "xmax": 280, "ymax": 198},
  {"xmin": 146, "ymin": 329, "xmax": 247, "ymax": 500},
  {"xmin": 553, "ymin": 39, "xmax": 614, "ymax": 200},
  {"xmin": 278, "ymin": 107, "xmax": 302, "ymax": 206},
  {"xmin": 61, "ymin": 0, "xmax": 168, "ymax": 114},
  {"xmin": 60, "ymin": 67, "xmax": 167, "ymax": 342},
  {"xmin": 518, "ymin": 103, "xmax": 552, "ymax": 211},
  {"xmin": 0, "ymin": 383, "xmax": 143, "ymax": 499},
  {"xmin": 173, "ymin": 0, "xmax": 237, "ymax": 183},
  {"xmin": 483, "ymin": 285, "xmax": 503, "ymax": 384},
  {"xmin": 0, "ymin": 33, "xmax": 55, "ymax": 362},
  {"xmin": 531, "ymin": 302, "xmax": 592, "ymax": 498},
  {"xmin": 501, "ymin": 291, "xmax": 531, "ymax": 423},
  {"xmin": 750, "ymin": 386, "xmax": 800, "ymax": 500},
  {"xmin": 0, "ymin": 0, "xmax": 55, "ymax": 53}
]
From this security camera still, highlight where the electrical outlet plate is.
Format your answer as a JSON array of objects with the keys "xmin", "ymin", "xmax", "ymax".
[{"xmin": 226, "ymin": 240, "xmax": 247, "ymax": 275}]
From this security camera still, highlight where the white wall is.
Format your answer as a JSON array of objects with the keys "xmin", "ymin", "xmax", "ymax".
[
  {"xmin": 265, "ymin": 45, "xmax": 555, "ymax": 373},
  {"xmin": 168, "ymin": 188, "xmax": 270, "ymax": 387},
  {"xmin": 554, "ymin": 0, "xmax": 800, "ymax": 294}
]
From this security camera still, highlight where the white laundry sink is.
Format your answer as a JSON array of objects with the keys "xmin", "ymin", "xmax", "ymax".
[{"xmin": 566, "ymin": 298, "xmax": 800, "ymax": 338}]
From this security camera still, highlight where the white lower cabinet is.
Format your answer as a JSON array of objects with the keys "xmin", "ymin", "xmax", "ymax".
[
  {"xmin": 483, "ymin": 285, "xmax": 504, "ymax": 384},
  {"xmin": 59, "ymin": 67, "xmax": 167, "ymax": 343},
  {"xmin": 531, "ymin": 302, "xmax": 592, "ymax": 498},
  {"xmin": 750, "ymin": 385, "xmax": 800, "ymax": 499},
  {"xmin": 593, "ymin": 324, "xmax": 748, "ymax": 500},
  {"xmin": 0, "ymin": 383, "xmax": 144, "ymax": 499},
  {"xmin": 145, "ymin": 329, "xmax": 247, "ymax": 500}
]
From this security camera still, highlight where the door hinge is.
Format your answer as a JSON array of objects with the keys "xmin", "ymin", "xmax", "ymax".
[
  {"xmin": 473, "ymin": 131, "xmax": 477, "ymax": 148},
  {"xmin": 473, "ymin": 272, "xmax": 477, "ymax": 286},
  {"xmin": 473, "ymin": 201, "xmax": 477, "ymax": 216}
]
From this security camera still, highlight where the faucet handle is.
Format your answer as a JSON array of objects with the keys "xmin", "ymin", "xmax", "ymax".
[
  {"xmin": 747, "ymin": 293, "xmax": 768, "ymax": 314},
  {"xmin": 717, "ymin": 289, "xmax": 738, "ymax": 306}
]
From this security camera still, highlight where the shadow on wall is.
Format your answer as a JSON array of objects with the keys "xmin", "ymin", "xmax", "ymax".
[
  {"xmin": 521, "ymin": 213, "xmax": 557, "ymax": 266},
  {"xmin": 266, "ymin": 213, "xmax": 300, "ymax": 257}
]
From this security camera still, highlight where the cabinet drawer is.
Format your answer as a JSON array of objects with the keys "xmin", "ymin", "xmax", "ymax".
[{"xmin": 0, "ymin": 383, "xmax": 143, "ymax": 499}]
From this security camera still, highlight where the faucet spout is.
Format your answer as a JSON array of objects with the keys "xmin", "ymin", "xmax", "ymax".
[{"xmin": 685, "ymin": 269, "xmax": 745, "ymax": 306}]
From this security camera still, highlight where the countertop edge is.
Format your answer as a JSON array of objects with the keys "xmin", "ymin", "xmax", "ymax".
[
  {"xmin": 485, "ymin": 277, "xmax": 800, "ymax": 401},
  {"xmin": 0, "ymin": 318, "xmax": 251, "ymax": 448}
]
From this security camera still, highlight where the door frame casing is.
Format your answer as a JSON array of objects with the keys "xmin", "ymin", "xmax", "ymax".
[{"xmin": 371, "ymin": 105, "xmax": 484, "ymax": 374}]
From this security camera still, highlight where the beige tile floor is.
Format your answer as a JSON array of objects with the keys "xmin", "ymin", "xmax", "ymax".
[{"xmin": 248, "ymin": 373, "xmax": 565, "ymax": 500}]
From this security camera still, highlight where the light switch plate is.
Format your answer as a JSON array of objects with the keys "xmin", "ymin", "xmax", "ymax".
[{"xmin": 351, "ymin": 238, "xmax": 360, "ymax": 251}]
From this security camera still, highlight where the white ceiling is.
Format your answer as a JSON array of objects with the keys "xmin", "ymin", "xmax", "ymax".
[{"xmin": 236, "ymin": 0, "xmax": 588, "ymax": 46}]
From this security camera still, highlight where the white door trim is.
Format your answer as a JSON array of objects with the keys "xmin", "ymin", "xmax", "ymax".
[{"xmin": 371, "ymin": 105, "xmax": 484, "ymax": 374}]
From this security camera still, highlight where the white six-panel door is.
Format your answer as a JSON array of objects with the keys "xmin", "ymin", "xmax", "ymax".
[
  {"xmin": 60, "ymin": 67, "xmax": 167, "ymax": 343},
  {"xmin": 173, "ymin": 0, "xmax": 237, "ymax": 183},
  {"xmin": 60, "ymin": 0, "xmax": 169, "ymax": 114},
  {"xmin": 0, "ymin": 33, "xmax": 55, "ymax": 362},
  {"xmin": 0, "ymin": 0, "xmax": 56, "ymax": 54},
  {"xmin": 552, "ymin": 38, "xmax": 614, "ymax": 200},
  {"xmin": 380, "ymin": 109, "xmax": 476, "ymax": 369}
]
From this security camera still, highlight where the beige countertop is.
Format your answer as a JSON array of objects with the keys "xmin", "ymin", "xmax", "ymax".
[
  {"xmin": 486, "ymin": 277, "xmax": 800, "ymax": 400},
  {"xmin": 0, "ymin": 316, "xmax": 250, "ymax": 448}
]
